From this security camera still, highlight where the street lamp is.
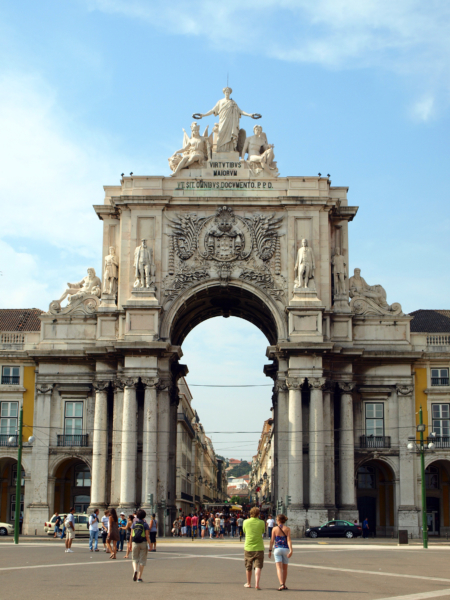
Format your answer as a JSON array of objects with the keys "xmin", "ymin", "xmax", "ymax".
[
  {"xmin": 407, "ymin": 406, "xmax": 435, "ymax": 549},
  {"xmin": 263, "ymin": 472, "xmax": 268, "ymax": 481}
]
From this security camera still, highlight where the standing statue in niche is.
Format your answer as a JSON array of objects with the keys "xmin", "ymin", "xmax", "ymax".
[
  {"xmin": 241, "ymin": 125, "xmax": 279, "ymax": 177},
  {"xmin": 103, "ymin": 246, "xmax": 119, "ymax": 295},
  {"xmin": 331, "ymin": 247, "xmax": 347, "ymax": 296},
  {"xmin": 193, "ymin": 87, "xmax": 261, "ymax": 153},
  {"xmin": 295, "ymin": 239, "xmax": 315, "ymax": 289},
  {"xmin": 134, "ymin": 239, "xmax": 155, "ymax": 289}
]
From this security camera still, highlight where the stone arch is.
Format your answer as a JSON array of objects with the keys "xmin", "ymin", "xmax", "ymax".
[
  {"xmin": 422, "ymin": 458, "xmax": 450, "ymax": 536},
  {"xmin": 49, "ymin": 455, "xmax": 92, "ymax": 515},
  {"xmin": 0, "ymin": 455, "xmax": 29, "ymax": 524},
  {"xmin": 160, "ymin": 280, "xmax": 288, "ymax": 345},
  {"xmin": 49, "ymin": 453, "xmax": 92, "ymax": 479},
  {"xmin": 355, "ymin": 457, "xmax": 396, "ymax": 536}
]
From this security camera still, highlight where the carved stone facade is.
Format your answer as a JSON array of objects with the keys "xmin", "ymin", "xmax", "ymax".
[{"xmin": 5, "ymin": 90, "xmax": 443, "ymax": 539}]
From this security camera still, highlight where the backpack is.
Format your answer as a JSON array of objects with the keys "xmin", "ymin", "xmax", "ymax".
[{"xmin": 132, "ymin": 520, "xmax": 146, "ymax": 543}]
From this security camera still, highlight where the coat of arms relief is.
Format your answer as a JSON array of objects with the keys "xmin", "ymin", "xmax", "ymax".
[{"xmin": 163, "ymin": 206, "xmax": 285, "ymax": 303}]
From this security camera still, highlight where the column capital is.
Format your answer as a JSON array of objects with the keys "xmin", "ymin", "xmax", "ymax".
[
  {"xmin": 36, "ymin": 383, "xmax": 54, "ymax": 395},
  {"xmin": 155, "ymin": 378, "xmax": 170, "ymax": 392},
  {"xmin": 118, "ymin": 377, "xmax": 139, "ymax": 389},
  {"xmin": 309, "ymin": 377, "xmax": 328, "ymax": 391},
  {"xmin": 286, "ymin": 377, "xmax": 304, "ymax": 390},
  {"xmin": 113, "ymin": 378, "xmax": 125, "ymax": 391},
  {"xmin": 92, "ymin": 380, "xmax": 110, "ymax": 393},
  {"xmin": 275, "ymin": 380, "xmax": 288, "ymax": 393},
  {"xmin": 338, "ymin": 381, "xmax": 355, "ymax": 393},
  {"xmin": 142, "ymin": 377, "xmax": 160, "ymax": 389},
  {"xmin": 396, "ymin": 385, "xmax": 413, "ymax": 396}
]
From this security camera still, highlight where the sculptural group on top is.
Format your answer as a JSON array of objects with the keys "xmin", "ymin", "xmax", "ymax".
[{"xmin": 168, "ymin": 87, "xmax": 278, "ymax": 177}]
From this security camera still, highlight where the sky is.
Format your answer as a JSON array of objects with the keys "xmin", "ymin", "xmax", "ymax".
[{"xmin": 1, "ymin": 1, "xmax": 449, "ymax": 458}]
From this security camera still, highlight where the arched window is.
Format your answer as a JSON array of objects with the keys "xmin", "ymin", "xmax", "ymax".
[
  {"xmin": 425, "ymin": 465, "xmax": 439, "ymax": 490},
  {"xmin": 357, "ymin": 465, "xmax": 376, "ymax": 489}
]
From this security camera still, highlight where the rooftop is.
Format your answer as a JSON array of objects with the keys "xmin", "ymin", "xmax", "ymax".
[
  {"xmin": 0, "ymin": 309, "xmax": 44, "ymax": 332},
  {"xmin": 410, "ymin": 310, "xmax": 450, "ymax": 333}
]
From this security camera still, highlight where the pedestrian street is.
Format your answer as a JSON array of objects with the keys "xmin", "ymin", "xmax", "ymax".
[{"xmin": 1, "ymin": 539, "xmax": 450, "ymax": 600}]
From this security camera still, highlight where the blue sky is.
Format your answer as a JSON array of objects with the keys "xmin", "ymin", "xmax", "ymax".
[{"xmin": 1, "ymin": 1, "xmax": 449, "ymax": 458}]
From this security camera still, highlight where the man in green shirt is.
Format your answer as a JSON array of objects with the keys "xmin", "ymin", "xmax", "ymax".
[{"xmin": 242, "ymin": 507, "xmax": 266, "ymax": 589}]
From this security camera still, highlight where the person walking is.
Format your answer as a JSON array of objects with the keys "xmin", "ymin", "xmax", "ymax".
[
  {"xmin": 101, "ymin": 510, "xmax": 110, "ymax": 552},
  {"xmin": 363, "ymin": 517, "xmax": 369, "ymax": 539},
  {"xmin": 242, "ymin": 507, "xmax": 266, "ymax": 590},
  {"xmin": 89, "ymin": 509, "xmax": 100, "ymax": 552},
  {"xmin": 185, "ymin": 514, "xmax": 192, "ymax": 538},
  {"xmin": 53, "ymin": 512, "xmax": 61, "ymax": 538},
  {"xmin": 192, "ymin": 513, "xmax": 198, "ymax": 538},
  {"xmin": 208, "ymin": 514, "xmax": 215, "ymax": 539},
  {"xmin": 64, "ymin": 507, "xmax": 75, "ymax": 553},
  {"xmin": 201, "ymin": 516, "xmax": 206, "ymax": 539},
  {"xmin": 219, "ymin": 516, "xmax": 225, "ymax": 539},
  {"xmin": 107, "ymin": 508, "xmax": 120, "ymax": 559},
  {"xmin": 149, "ymin": 513, "xmax": 157, "ymax": 552},
  {"xmin": 230, "ymin": 514, "xmax": 237, "ymax": 538},
  {"xmin": 124, "ymin": 514, "xmax": 134, "ymax": 559},
  {"xmin": 238, "ymin": 515, "xmax": 244, "ymax": 541},
  {"xmin": 118, "ymin": 512, "xmax": 127, "ymax": 552},
  {"xmin": 180, "ymin": 514, "xmax": 186, "ymax": 537},
  {"xmin": 266, "ymin": 514, "xmax": 275, "ymax": 540},
  {"xmin": 214, "ymin": 514, "xmax": 221, "ymax": 537},
  {"xmin": 131, "ymin": 509, "xmax": 151, "ymax": 582},
  {"xmin": 268, "ymin": 514, "xmax": 293, "ymax": 591}
]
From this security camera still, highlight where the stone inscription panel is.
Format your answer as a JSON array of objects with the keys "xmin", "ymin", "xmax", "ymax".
[{"xmin": 137, "ymin": 217, "xmax": 155, "ymax": 241}]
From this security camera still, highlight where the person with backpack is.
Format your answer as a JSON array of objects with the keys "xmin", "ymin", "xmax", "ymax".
[
  {"xmin": 149, "ymin": 513, "xmax": 157, "ymax": 552},
  {"xmin": 131, "ymin": 509, "xmax": 151, "ymax": 582}
]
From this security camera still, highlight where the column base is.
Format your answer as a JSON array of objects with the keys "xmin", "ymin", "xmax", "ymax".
[
  {"xmin": 26, "ymin": 503, "xmax": 50, "ymax": 536},
  {"xmin": 287, "ymin": 507, "xmax": 307, "ymax": 537},
  {"xmin": 337, "ymin": 507, "xmax": 359, "ymax": 522},
  {"xmin": 87, "ymin": 503, "xmax": 108, "ymax": 514},
  {"xmin": 306, "ymin": 507, "xmax": 329, "ymax": 527},
  {"xmin": 398, "ymin": 506, "xmax": 420, "ymax": 536},
  {"xmin": 118, "ymin": 503, "xmax": 136, "ymax": 512}
]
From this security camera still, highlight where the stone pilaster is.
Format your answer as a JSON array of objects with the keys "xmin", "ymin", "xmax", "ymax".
[
  {"xmin": 90, "ymin": 381, "xmax": 110, "ymax": 510},
  {"xmin": 309, "ymin": 378, "xmax": 327, "ymax": 509},
  {"xmin": 338, "ymin": 382, "xmax": 357, "ymax": 520},
  {"xmin": 110, "ymin": 379, "xmax": 124, "ymax": 506},
  {"xmin": 141, "ymin": 377, "xmax": 158, "ymax": 510},
  {"xmin": 323, "ymin": 386, "xmax": 335, "ymax": 511},
  {"xmin": 156, "ymin": 378, "xmax": 170, "ymax": 535},
  {"xmin": 119, "ymin": 378, "xmax": 139, "ymax": 510},
  {"xmin": 286, "ymin": 377, "xmax": 304, "ymax": 509}
]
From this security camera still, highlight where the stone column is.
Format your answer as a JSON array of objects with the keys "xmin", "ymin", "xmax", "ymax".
[
  {"xmin": 323, "ymin": 387, "xmax": 335, "ymax": 508},
  {"xmin": 141, "ymin": 378, "xmax": 158, "ymax": 510},
  {"xmin": 28, "ymin": 384, "xmax": 53, "ymax": 534},
  {"xmin": 309, "ymin": 378, "xmax": 326, "ymax": 509},
  {"xmin": 157, "ymin": 380, "xmax": 170, "ymax": 535},
  {"xmin": 110, "ymin": 380, "xmax": 124, "ymax": 506},
  {"xmin": 397, "ymin": 385, "xmax": 418, "ymax": 533},
  {"xmin": 120, "ymin": 378, "xmax": 138, "ymax": 509},
  {"xmin": 286, "ymin": 378, "xmax": 303, "ymax": 508},
  {"xmin": 90, "ymin": 381, "xmax": 109, "ymax": 510},
  {"xmin": 338, "ymin": 382, "xmax": 356, "ymax": 513},
  {"xmin": 47, "ymin": 476, "xmax": 56, "ymax": 517}
]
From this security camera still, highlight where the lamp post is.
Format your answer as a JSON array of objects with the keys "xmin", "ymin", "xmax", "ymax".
[
  {"xmin": 9, "ymin": 407, "xmax": 23, "ymax": 545},
  {"xmin": 407, "ymin": 406, "xmax": 435, "ymax": 549}
]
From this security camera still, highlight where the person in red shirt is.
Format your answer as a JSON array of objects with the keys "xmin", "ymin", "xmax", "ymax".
[
  {"xmin": 191, "ymin": 514, "xmax": 198, "ymax": 538},
  {"xmin": 186, "ymin": 514, "xmax": 192, "ymax": 537}
]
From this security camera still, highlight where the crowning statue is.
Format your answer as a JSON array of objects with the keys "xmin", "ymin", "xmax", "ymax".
[
  {"xmin": 295, "ymin": 239, "xmax": 315, "ymax": 289},
  {"xmin": 134, "ymin": 239, "xmax": 155, "ymax": 289},
  {"xmin": 103, "ymin": 246, "xmax": 119, "ymax": 295},
  {"xmin": 194, "ymin": 87, "xmax": 260, "ymax": 152},
  {"xmin": 58, "ymin": 268, "xmax": 102, "ymax": 304},
  {"xmin": 241, "ymin": 125, "xmax": 279, "ymax": 177},
  {"xmin": 349, "ymin": 268, "xmax": 403, "ymax": 315},
  {"xmin": 169, "ymin": 121, "xmax": 212, "ymax": 176}
]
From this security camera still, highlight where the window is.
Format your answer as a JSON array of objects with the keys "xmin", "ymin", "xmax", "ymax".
[
  {"xmin": 64, "ymin": 402, "xmax": 83, "ymax": 435},
  {"xmin": 431, "ymin": 369, "xmax": 449, "ymax": 386},
  {"xmin": 357, "ymin": 466, "xmax": 376, "ymax": 489},
  {"xmin": 1, "ymin": 366, "xmax": 20, "ymax": 385},
  {"xmin": 425, "ymin": 465, "xmax": 439, "ymax": 489},
  {"xmin": 0, "ymin": 402, "xmax": 18, "ymax": 437},
  {"xmin": 75, "ymin": 464, "xmax": 91, "ymax": 487},
  {"xmin": 365, "ymin": 403, "xmax": 384, "ymax": 437},
  {"xmin": 10, "ymin": 494, "xmax": 24, "ymax": 519},
  {"xmin": 12, "ymin": 464, "xmax": 25, "ymax": 487},
  {"xmin": 432, "ymin": 404, "xmax": 450, "ymax": 437}
]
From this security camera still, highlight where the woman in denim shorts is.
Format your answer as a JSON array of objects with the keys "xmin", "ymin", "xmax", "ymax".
[{"xmin": 268, "ymin": 514, "xmax": 293, "ymax": 591}]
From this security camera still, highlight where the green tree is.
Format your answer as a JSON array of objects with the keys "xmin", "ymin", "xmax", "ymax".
[{"xmin": 229, "ymin": 461, "xmax": 251, "ymax": 478}]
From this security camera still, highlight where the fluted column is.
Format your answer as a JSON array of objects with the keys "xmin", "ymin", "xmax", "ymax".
[
  {"xmin": 110, "ymin": 380, "xmax": 124, "ymax": 505},
  {"xmin": 309, "ymin": 378, "xmax": 326, "ymax": 508},
  {"xmin": 141, "ymin": 378, "xmax": 158, "ymax": 509},
  {"xmin": 120, "ymin": 378, "xmax": 138, "ymax": 508},
  {"xmin": 274, "ymin": 380, "xmax": 289, "ymax": 505},
  {"xmin": 157, "ymin": 379, "xmax": 170, "ymax": 535},
  {"xmin": 323, "ymin": 386, "xmax": 335, "ymax": 507},
  {"xmin": 338, "ymin": 382, "xmax": 356, "ymax": 508},
  {"xmin": 287, "ymin": 377, "xmax": 303, "ymax": 508},
  {"xmin": 90, "ymin": 381, "xmax": 109, "ymax": 509}
]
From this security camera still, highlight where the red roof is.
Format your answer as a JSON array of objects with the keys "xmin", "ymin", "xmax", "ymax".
[{"xmin": 0, "ymin": 309, "xmax": 43, "ymax": 332}]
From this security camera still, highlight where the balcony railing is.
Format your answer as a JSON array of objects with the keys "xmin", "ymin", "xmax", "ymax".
[
  {"xmin": 1, "ymin": 376, "xmax": 20, "ymax": 385},
  {"xmin": 0, "ymin": 434, "xmax": 18, "ymax": 446},
  {"xmin": 181, "ymin": 492, "xmax": 193, "ymax": 501},
  {"xmin": 360, "ymin": 435, "xmax": 391, "ymax": 449},
  {"xmin": 429, "ymin": 436, "xmax": 450, "ymax": 448},
  {"xmin": 0, "ymin": 333, "xmax": 25, "ymax": 350},
  {"xmin": 57, "ymin": 434, "xmax": 89, "ymax": 447},
  {"xmin": 177, "ymin": 412, "xmax": 195, "ymax": 438},
  {"xmin": 427, "ymin": 335, "xmax": 450, "ymax": 346},
  {"xmin": 431, "ymin": 377, "xmax": 449, "ymax": 386}
]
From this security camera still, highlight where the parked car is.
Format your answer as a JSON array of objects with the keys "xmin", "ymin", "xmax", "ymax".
[
  {"xmin": 306, "ymin": 520, "xmax": 362, "ymax": 539},
  {"xmin": 0, "ymin": 521, "xmax": 14, "ymax": 536},
  {"xmin": 44, "ymin": 513, "xmax": 90, "ymax": 536}
]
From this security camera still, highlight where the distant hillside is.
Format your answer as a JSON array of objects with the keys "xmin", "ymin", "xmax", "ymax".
[{"xmin": 228, "ymin": 460, "xmax": 251, "ymax": 478}]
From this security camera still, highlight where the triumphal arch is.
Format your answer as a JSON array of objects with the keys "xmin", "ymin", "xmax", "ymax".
[{"xmin": 31, "ymin": 88, "xmax": 417, "ymax": 535}]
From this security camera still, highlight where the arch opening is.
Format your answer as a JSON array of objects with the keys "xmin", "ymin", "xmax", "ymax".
[
  {"xmin": 52, "ymin": 457, "xmax": 92, "ymax": 516},
  {"xmin": 356, "ymin": 458, "xmax": 396, "ymax": 537},
  {"xmin": 424, "ymin": 459, "xmax": 450, "ymax": 536},
  {"xmin": 0, "ymin": 457, "xmax": 26, "ymax": 526}
]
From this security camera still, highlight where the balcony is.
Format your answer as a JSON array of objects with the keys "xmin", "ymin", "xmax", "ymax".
[
  {"xmin": 57, "ymin": 434, "xmax": 89, "ymax": 447},
  {"xmin": 177, "ymin": 412, "xmax": 195, "ymax": 438},
  {"xmin": 1, "ymin": 376, "xmax": 20, "ymax": 385},
  {"xmin": 429, "ymin": 436, "xmax": 450, "ymax": 449},
  {"xmin": 360, "ymin": 435, "xmax": 391, "ymax": 449},
  {"xmin": 181, "ymin": 492, "xmax": 193, "ymax": 501},
  {"xmin": 431, "ymin": 378, "xmax": 449, "ymax": 386},
  {"xmin": 0, "ymin": 434, "xmax": 18, "ymax": 447}
]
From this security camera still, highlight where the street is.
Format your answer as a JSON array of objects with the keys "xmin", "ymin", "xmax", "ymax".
[{"xmin": 1, "ymin": 538, "xmax": 450, "ymax": 600}]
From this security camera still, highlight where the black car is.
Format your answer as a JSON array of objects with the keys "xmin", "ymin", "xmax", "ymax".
[{"xmin": 306, "ymin": 520, "xmax": 362, "ymax": 539}]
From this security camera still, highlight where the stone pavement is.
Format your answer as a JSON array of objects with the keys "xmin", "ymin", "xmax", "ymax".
[{"xmin": 1, "ymin": 538, "xmax": 450, "ymax": 600}]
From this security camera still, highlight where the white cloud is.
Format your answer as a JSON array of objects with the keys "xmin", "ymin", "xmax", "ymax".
[{"xmin": 410, "ymin": 95, "xmax": 435, "ymax": 122}]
